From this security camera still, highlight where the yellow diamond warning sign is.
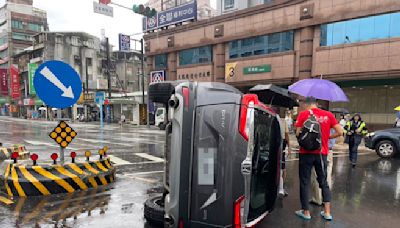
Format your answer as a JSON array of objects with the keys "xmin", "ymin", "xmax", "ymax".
[{"xmin": 49, "ymin": 121, "xmax": 77, "ymax": 148}]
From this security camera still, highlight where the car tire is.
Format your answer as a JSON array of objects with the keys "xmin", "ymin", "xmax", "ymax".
[
  {"xmin": 375, "ymin": 140, "xmax": 397, "ymax": 158},
  {"xmin": 144, "ymin": 195, "xmax": 165, "ymax": 226}
]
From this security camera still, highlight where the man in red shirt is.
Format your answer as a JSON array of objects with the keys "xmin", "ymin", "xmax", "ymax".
[{"xmin": 295, "ymin": 97, "xmax": 342, "ymax": 221}]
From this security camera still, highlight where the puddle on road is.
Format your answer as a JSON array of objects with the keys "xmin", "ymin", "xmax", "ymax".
[
  {"xmin": 1, "ymin": 187, "xmax": 111, "ymax": 227},
  {"xmin": 0, "ymin": 176, "xmax": 164, "ymax": 228}
]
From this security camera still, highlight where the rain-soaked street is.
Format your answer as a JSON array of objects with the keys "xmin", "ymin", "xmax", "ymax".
[{"xmin": 0, "ymin": 116, "xmax": 399, "ymax": 228}]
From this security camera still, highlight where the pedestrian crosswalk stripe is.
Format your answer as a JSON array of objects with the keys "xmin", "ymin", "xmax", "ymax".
[{"xmin": 134, "ymin": 153, "xmax": 164, "ymax": 162}]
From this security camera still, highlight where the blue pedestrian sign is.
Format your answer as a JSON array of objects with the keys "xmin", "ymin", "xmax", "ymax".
[
  {"xmin": 95, "ymin": 91, "xmax": 105, "ymax": 104},
  {"xmin": 34, "ymin": 61, "xmax": 82, "ymax": 109}
]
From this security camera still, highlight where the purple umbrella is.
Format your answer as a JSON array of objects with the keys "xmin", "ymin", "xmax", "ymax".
[{"xmin": 289, "ymin": 79, "xmax": 349, "ymax": 102}]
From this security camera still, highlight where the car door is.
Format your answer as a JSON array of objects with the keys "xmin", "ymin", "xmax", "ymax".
[{"xmin": 246, "ymin": 107, "xmax": 282, "ymax": 225}]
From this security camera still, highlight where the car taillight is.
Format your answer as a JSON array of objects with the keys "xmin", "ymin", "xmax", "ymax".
[
  {"xmin": 239, "ymin": 94, "xmax": 259, "ymax": 141},
  {"xmin": 179, "ymin": 219, "xmax": 184, "ymax": 228},
  {"xmin": 182, "ymin": 87, "xmax": 189, "ymax": 111},
  {"xmin": 234, "ymin": 195, "xmax": 245, "ymax": 228}
]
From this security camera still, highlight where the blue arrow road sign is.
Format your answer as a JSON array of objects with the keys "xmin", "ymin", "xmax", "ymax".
[{"xmin": 34, "ymin": 61, "xmax": 82, "ymax": 109}]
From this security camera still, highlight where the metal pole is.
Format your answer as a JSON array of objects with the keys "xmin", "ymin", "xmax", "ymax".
[
  {"xmin": 141, "ymin": 39, "xmax": 150, "ymax": 128},
  {"xmin": 60, "ymin": 147, "xmax": 64, "ymax": 165},
  {"xmin": 85, "ymin": 57, "xmax": 89, "ymax": 121},
  {"xmin": 106, "ymin": 37, "xmax": 112, "ymax": 123},
  {"xmin": 141, "ymin": 39, "xmax": 145, "ymax": 105},
  {"xmin": 106, "ymin": 37, "xmax": 111, "ymax": 99}
]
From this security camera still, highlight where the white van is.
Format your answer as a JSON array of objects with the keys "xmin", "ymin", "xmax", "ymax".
[{"xmin": 155, "ymin": 107, "xmax": 166, "ymax": 130}]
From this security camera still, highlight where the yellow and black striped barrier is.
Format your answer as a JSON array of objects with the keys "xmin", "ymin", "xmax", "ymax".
[{"xmin": 1, "ymin": 158, "xmax": 115, "ymax": 197}]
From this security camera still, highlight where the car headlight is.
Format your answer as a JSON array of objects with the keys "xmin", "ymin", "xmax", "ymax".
[{"xmin": 367, "ymin": 132, "xmax": 375, "ymax": 137}]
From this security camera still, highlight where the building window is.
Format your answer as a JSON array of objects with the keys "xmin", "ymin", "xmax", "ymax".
[
  {"xmin": 224, "ymin": 0, "xmax": 234, "ymax": 10},
  {"xmin": 28, "ymin": 23, "xmax": 42, "ymax": 32},
  {"xmin": 179, "ymin": 46, "xmax": 212, "ymax": 66},
  {"xmin": 229, "ymin": 31, "xmax": 294, "ymax": 59},
  {"xmin": 320, "ymin": 12, "xmax": 400, "ymax": 46},
  {"xmin": 11, "ymin": 20, "xmax": 23, "ymax": 29},
  {"xmin": 12, "ymin": 32, "xmax": 32, "ymax": 41},
  {"xmin": 0, "ymin": 36, "xmax": 7, "ymax": 45},
  {"xmin": 154, "ymin": 54, "xmax": 167, "ymax": 69}
]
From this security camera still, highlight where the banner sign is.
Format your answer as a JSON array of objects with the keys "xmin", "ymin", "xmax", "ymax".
[
  {"xmin": 93, "ymin": 1, "xmax": 113, "ymax": 17},
  {"xmin": 10, "ymin": 65, "xmax": 20, "ymax": 99},
  {"xmin": 143, "ymin": 1, "xmax": 197, "ymax": 31},
  {"xmin": 118, "ymin": 33, "xmax": 131, "ymax": 51},
  {"xmin": 0, "ymin": 69, "xmax": 7, "ymax": 96},
  {"xmin": 28, "ymin": 63, "xmax": 38, "ymax": 95},
  {"xmin": 150, "ymin": 70, "xmax": 166, "ymax": 83},
  {"xmin": 243, "ymin": 65, "xmax": 271, "ymax": 75}
]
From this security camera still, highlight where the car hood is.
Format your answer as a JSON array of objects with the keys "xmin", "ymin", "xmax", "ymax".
[{"xmin": 375, "ymin": 128, "xmax": 400, "ymax": 134}]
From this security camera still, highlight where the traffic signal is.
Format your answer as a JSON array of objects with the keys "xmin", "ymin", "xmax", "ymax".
[{"xmin": 132, "ymin": 4, "xmax": 157, "ymax": 17}]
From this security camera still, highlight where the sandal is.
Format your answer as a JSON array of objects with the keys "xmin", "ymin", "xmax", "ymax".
[
  {"xmin": 320, "ymin": 211, "xmax": 333, "ymax": 221},
  {"xmin": 295, "ymin": 210, "xmax": 311, "ymax": 220}
]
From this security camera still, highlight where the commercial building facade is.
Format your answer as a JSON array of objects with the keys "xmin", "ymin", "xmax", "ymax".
[
  {"xmin": 144, "ymin": 0, "xmax": 400, "ymax": 128},
  {"xmin": 12, "ymin": 32, "xmax": 145, "ymax": 122},
  {"xmin": 0, "ymin": 0, "xmax": 48, "ymax": 115}
]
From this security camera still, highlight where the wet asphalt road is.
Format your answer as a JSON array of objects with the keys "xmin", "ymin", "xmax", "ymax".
[
  {"xmin": 0, "ymin": 116, "xmax": 400, "ymax": 228},
  {"xmin": 0, "ymin": 116, "xmax": 164, "ymax": 228}
]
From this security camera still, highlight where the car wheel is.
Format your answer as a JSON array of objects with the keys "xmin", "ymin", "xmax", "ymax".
[
  {"xmin": 375, "ymin": 140, "xmax": 397, "ymax": 158},
  {"xmin": 144, "ymin": 195, "xmax": 165, "ymax": 225}
]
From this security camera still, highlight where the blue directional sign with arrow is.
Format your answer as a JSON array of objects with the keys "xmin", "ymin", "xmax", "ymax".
[{"xmin": 34, "ymin": 60, "xmax": 82, "ymax": 109}]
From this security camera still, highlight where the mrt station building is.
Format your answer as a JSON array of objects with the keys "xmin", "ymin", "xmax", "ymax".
[{"xmin": 144, "ymin": 0, "xmax": 400, "ymax": 129}]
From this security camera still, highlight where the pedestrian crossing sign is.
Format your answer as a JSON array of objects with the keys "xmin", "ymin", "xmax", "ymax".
[{"xmin": 49, "ymin": 121, "xmax": 77, "ymax": 148}]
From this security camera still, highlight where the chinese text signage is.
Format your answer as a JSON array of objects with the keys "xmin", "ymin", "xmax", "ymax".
[
  {"xmin": 143, "ymin": 1, "xmax": 197, "ymax": 31},
  {"xmin": 0, "ymin": 69, "xmax": 7, "ymax": 96},
  {"xmin": 10, "ymin": 65, "xmax": 20, "ymax": 99},
  {"xmin": 28, "ymin": 63, "xmax": 38, "ymax": 95},
  {"xmin": 243, "ymin": 65, "xmax": 271, "ymax": 75},
  {"xmin": 93, "ymin": 1, "xmax": 113, "ymax": 17}
]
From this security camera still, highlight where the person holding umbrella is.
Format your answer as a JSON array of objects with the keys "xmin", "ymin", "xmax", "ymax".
[{"xmin": 289, "ymin": 79, "xmax": 346, "ymax": 221}]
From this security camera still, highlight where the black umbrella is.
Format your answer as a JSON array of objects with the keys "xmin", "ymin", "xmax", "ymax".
[{"xmin": 250, "ymin": 84, "xmax": 298, "ymax": 108}]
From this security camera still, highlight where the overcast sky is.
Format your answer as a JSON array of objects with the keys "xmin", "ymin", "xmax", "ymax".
[{"xmin": 0, "ymin": 0, "xmax": 217, "ymax": 50}]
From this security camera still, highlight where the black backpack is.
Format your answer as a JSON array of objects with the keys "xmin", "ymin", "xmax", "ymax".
[{"xmin": 298, "ymin": 110, "xmax": 322, "ymax": 151}]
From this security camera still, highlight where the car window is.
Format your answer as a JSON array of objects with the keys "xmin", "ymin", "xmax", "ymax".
[{"xmin": 156, "ymin": 109, "xmax": 164, "ymax": 116}]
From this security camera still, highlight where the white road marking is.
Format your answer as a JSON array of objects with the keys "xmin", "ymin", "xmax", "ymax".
[
  {"xmin": 108, "ymin": 155, "xmax": 132, "ymax": 166},
  {"xmin": 129, "ymin": 176, "xmax": 158, "ymax": 184},
  {"xmin": 134, "ymin": 153, "xmax": 164, "ymax": 162},
  {"xmin": 126, "ymin": 170, "xmax": 164, "ymax": 176},
  {"xmin": 24, "ymin": 140, "xmax": 79, "ymax": 150}
]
